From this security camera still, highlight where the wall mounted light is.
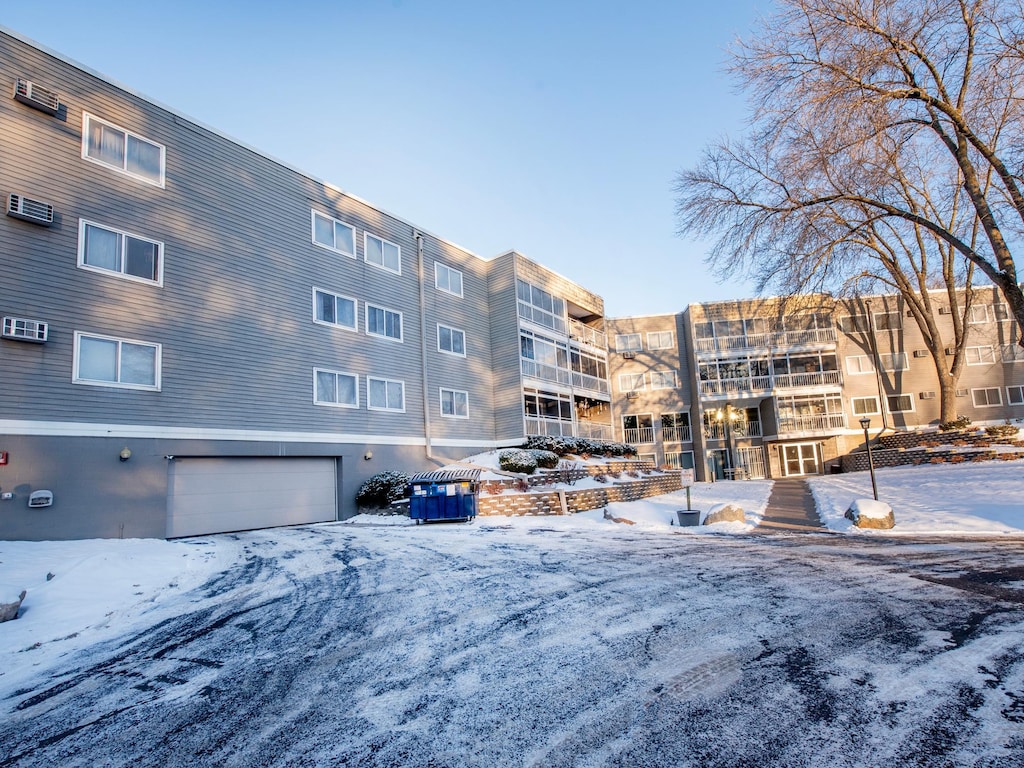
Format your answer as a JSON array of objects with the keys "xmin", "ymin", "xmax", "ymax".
[
  {"xmin": 119, "ymin": 447, "xmax": 132, "ymax": 462},
  {"xmin": 363, "ymin": 451, "xmax": 373, "ymax": 461}
]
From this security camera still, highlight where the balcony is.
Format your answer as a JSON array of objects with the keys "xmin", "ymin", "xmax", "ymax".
[
  {"xmin": 571, "ymin": 371, "xmax": 610, "ymax": 396},
  {"xmin": 525, "ymin": 417, "xmax": 614, "ymax": 441},
  {"xmin": 694, "ymin": 327, "xmax": 837, "ymax": 355},
  {"xmin": 777, "ymin": 413, "xmax": 846, "ymax": 433},
  {"xmin": 772, "ymin": 370, "xmax": 841, "ymax": 389},
  {"xmin": 704, "ymin": 421, "xmax": 762, "ymax": 440},
  {"xmin": 662, "ymin": 425, "xmax": 692, "ymax": 443},
  {"xmin": 699, "ymin": 376, "xmax": 771, "ymax": 397},
  {"xmin": 577, "ymin": 421, "xmax": 614, "ymax": 441},
  {"xmin": 521, "ymin": 359, "xmax": 571, "ymax": 386},
  {"xmin": 624, "ymin": 426, "xmax": 655, "ymax": 444},
  {"xmin": 568, "ymin": 318, "xmax": 607, "ymax": 349}
]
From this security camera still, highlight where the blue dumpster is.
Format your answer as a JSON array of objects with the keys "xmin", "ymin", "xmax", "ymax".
[{"xmin": 408, "ymin": 469, "xmax": 480, "ymax": 524}]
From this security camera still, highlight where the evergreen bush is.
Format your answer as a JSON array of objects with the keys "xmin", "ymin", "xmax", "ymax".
[
  {"xmin": 499, "ymin": 448, "xmax": 538, "ymax": 474},
  {"xmin": 355, "ymin": 471, "xmax": 411, "ymax": 507}
]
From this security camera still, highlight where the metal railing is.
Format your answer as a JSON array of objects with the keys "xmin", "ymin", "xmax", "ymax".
[
  {"xmin": 623, "ymin": 426, "xmax": 655, "ymax": 444},
  {"xmin": 571, "ymin": 371, "xmax": 610, "ymax": 395},
  {"xmin": 525, "ymin": 416, "xmax": 575, "ymax": 437},
  {"xmin": 772, "ymin": 370, "xmax": 842, "ymax": 389},
  {"xmin": 568, "ymin": 318, "xmax": 607, "ymax": 349},
  {"xmin": 704, "ymin": 421, "xmax": 761, "ymax": 440},
  {"xmin": 577, "ymin": 421, "xmax": 614, "ymax": 441},
  {"xmin": 521, "ymin": 359, "xmax": 571, "ymax": 386},
  {"xmin": 777, "ymin": 413, "xmax": 846, "ymax": 433},
  {"xmin": 698, "ymin": 376, "xmax": 771, "ymax": 396},
  {"xmin": 661, "ymin": 425, "xmax": 692, "ymax": 443},
  {"xmin": 694, "ymin": 327, "xmax": 837, "ymax": 354}
]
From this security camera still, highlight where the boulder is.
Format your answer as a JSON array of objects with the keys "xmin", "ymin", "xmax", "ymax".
[
  {"xmin": 845, "ymin": 499, "xmax": 895, "ymax": 529},
  {"xmin": 1, "ymin": 589, "xmax": 26, "ymax": 623},
  {"xmin": 703, "ymin": 503, "xmax": 746, "ymax": 525}
]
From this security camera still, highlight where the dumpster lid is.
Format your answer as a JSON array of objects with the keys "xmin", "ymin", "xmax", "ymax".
[{"xmin": 410, "ymin": 468, "xmax": 482, "ymax": 484}]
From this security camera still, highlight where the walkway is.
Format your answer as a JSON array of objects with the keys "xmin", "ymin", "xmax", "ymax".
[{"xmin": 755, "ymin": 478, "xmax": 827, "ymax": 533}]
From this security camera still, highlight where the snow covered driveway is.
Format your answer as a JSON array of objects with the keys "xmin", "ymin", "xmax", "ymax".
[{"xmin": 3, "ymin": 523, "xmax": 1024, "ymax": 767}]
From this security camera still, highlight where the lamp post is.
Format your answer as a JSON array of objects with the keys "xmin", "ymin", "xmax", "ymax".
[{"xmin": 859, "ymin": 416, "xmax": 879, "ymax": 501}]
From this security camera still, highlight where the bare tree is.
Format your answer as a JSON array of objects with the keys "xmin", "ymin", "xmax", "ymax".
[{"xmin": 675, "ymin": 0, "xmax": 1024, "ymax": 420}]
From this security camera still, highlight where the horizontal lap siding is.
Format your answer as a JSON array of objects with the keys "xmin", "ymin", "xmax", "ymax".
[{"xmin": 487, "ymin": 254, "xmax": 525, "ymax": 441}]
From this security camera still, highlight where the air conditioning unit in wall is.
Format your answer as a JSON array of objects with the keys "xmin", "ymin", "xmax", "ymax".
[
  {"xmin": 920, "ymin": 391, "xmax": 936, "ymax": 400},
  {"xmin": 2, "ymin": 316, "xmax": 48, "ymax": 343},
  {"xmin": 622, "ymin": 351, "xmax": 636, "ymax": 359},
  {"xmin": 13, "ymin": 78, "xmax": 60, "ymax": 115},
  {"xmin": 945, "ymin": 347, "xmax": 956, "ymax": 355},
  {"xmin": 955, "ymin": 388, "xmax": 968, "ymax": 397},
  {"xmin": 938, "ymin": 306, "xmax": 949, "ymax": 315},
  {"xmin": 626, "ymin": 391, "xmax": 639, "ymax": 399},
  {"xmin": 913, "ymin": 349, "xmax": 928, "ymax": 358},
  {"xmin": 7, "ymin": 194, "xmax": 54, "ymax": 226}
]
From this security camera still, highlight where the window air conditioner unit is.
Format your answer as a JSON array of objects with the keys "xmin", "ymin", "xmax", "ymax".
[
  {"xmin": 13, "ymin": 78, "xmax": 60, "ymax": 115},
  {"xmin": 944, "ymin": 347, "xmax": 955, "ymax": 355},
  {"xmin": 906, "ymin": 309, "xmax": 914, "ymax": 317},
  {"xmin": 913, "ymin": 349, "xmax": 928, "ymax": 358},
  {"xmin": 626, "ymin": 391, "xmax": 639, "ymax": 399},
  {"xmin": 2, "ymin": 316, "xmax": 48, "ymax": 343},
  {"xmin": 955, "ymin": 388, "xmax": 968, "ymax": 397},
  {"xmin": 938, "ymin": 306, "xmax": 948, "ymax": 314},
  {"xmin": 920, "ymin": 391, "xmax": 936, "ymax": 400},
  {"xmin": 622, "ymin": 351, "xmax": 636, "ymax": 359},
  {"xmin": 7, "ymin": 194, "xmax": 54, "ymax": 226}
]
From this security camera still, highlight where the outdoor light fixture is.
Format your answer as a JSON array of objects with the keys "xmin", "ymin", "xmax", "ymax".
[
  {"xmin": 119, "ymin": 447, "xmax": 132, "ymax": 462},
  {"xmin": 859, "ymin": 416, "xmax": 878, "ymax": 500},
  {"xmin": 364, "ymin": 451, "xmax": 373, "ymax": 461}
]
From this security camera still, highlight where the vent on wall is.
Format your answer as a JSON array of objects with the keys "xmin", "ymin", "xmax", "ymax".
[
  {"xmin": 913, "ymin": 349, "xmax": 928, "ymax": 358},
  {"xmin": 2, "ymin": 316, "xmax": 48, "ymax": 343},
  {"xmin": 920, "ymin": 391, "xmax": 936, "ymax": 400},
  {"xmin": 622, "ymin": 351, "xmax": 636, "ymax": 359},
  {"xmin": 626, "ymin": 391, "xmax": 639, "ymax": 399},
  {"xmin": 13, "ymin": 78, "xmax": 60, "ymax": 115},
  {"xmin": 938, "ymin": 306, "xmax": 949, "ymax": 315},
  {"xmin": 945, "ymin": 347, "xmax": 955, "ymax": 355},
  {"xmin": 7, "ymin": 194, "xmax": 54, "ymax": 226},
  {"xmin": 956, "ymin": 388, "xmax": 968, "ymax": 397}
]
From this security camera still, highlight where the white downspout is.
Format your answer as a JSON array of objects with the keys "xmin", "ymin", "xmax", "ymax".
[{"xmin": 415, "ymin": 230, "xmax": 434, "ymax": 459}]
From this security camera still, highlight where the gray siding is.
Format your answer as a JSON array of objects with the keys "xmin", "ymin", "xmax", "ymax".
[{"xmin": 486, "ymin": 253, "xmax": 525, "ymax": 441}]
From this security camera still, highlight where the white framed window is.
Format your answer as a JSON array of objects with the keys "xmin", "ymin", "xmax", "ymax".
[
  {"xmin": 435, "ymin": 262, "xmax": 463, "ymax": 297},
  {"xmin": 965, "ymin": 345, "xmax": 996, "ymax": 366},
  {"xmin": 82, "ymin": 113, "xmax": 165, "ymax": 187},
  {"xmin": 311, "ymin": 211, "xmax": 355, "ymax": 257},
  {"xmin": 873, "ymin": 312, "xmax": 902, "ymax": 331},
  {"xmin": 665, "ymin": 450, "xmax": 695, "ymax": 470},
  {"xmin": 440, "ymin": 387, "xmax": 469, "ymax": 418},
  {"xmin": 78, "ymin": 220, "xmax": 162, "ymax": 285},
  {"xmin": 972, "ymin": 387, "xmax": 1002, "ymax": 407},
  {"xmin": 846, "ymin": 355, "xmax": 874, "ymax": 375},
  {"xmin": 994, "ymin": 303, "xmax": 1010, "ymax": 321},
  {"xmin": 619, "ymin": 372, "xmax": 646, "ymax": 391},
  {"xmin": 647, "ymin": 331, "xmax": 674, "ymax": 350},
  {"xmin": 615, "ymin": 333, "xmax": 642, "ymax": 352},
  {"xmin": 1007, "ymin": 385, "xmax": 1024, "ymax": 406},
  {"xmin": 314, "ymin": 368, "xmax": 358, "ymax": 408},
  {"xmin": 1000, "ymin": 344, "xmax": 1024, "ymax": 363},
  {"xmin": 437, "ymin": 324, "xmax": 466, "ymax": 356},
  {"xmin": 368, "ymin": 377, "xmax": 405, "ymax": 412},
  {"xmin": 313, "ymin": 288, "xmax": 357, "ymax": 331},
  {"xmin": 886, "ymin": 394, "xmax": 914, "ymax": 413},
  {"xmin": 364, "ymin": 233, "xmax": 401, "ymax": 274},
  {"xmin": 73, "ymin": 331, "xmax": 160, "ymax": 391},
  {"xmin": 837, "ymin": 315, "xmax": 869, "ymax": 333},
  {"xmin": 880, "ymin": 353, "xmax": 908, "ymax": 371},
  {"xmin": 851, "ymin": 396, "xmax": 880, "ymax": 416},
  {"xmin": 637, "ymin": 453, "xmax": 657, "ymax": 465},
  {"xmin": 366, "ymin": 304, "xmax": 402, "ymax": 341},
  {"xmin": 650, "ymin": 370, "xmax": 678, "ymax": 389},
  {"xmin": 967, "ymin": 305, "xmax": 991, "ymax": 324}
]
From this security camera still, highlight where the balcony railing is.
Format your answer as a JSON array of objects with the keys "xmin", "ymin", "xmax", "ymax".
[
  {"xmin": 577, "ymin": 421, "xmax": 614, "ymax": 441},
  {"xmin": 777, "ymin": 413, "xmax": 847, "ymax": 433},
  {"xmin": 772, "ymin": 370, "xmax": 842, "ymax": 389},
  {"xmin": 704, "ymin": 421, "xmax": 762, "ymax": 440},
  {"xmin": 525, "ymin": 416, "xmax": 575, "ymax": 437},
  {"xmin": 700, "ymin": 370, "xmax": 841, "ymax": 396},
  {"xmin": 699, "ymin": 376, "xmax": 771, "ymax": 397},
  {"xmin": 623, "ymin": 426, "xmax": 655, "ymax": 444},
  {"xmin": 568, "ymin": 318, "xmax": 607, "ymax": 349},
  {"xmin": 694, "ymin": 327, "xmax": 837, "ymax": 354},
  {"xmin": 661, "ymin": 425, "xmax": 692, "ymax": 443},
  {"xmin": 571, "ymin": 371, "xmax": 610, "ymax": 395},
  {"xmin": 521, "ymin": 359, "xmax": 571, "ymax": 386}
]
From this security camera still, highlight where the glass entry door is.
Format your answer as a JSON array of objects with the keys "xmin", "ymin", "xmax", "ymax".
[{"xmin": 782, "ymin": 443, "xmax": 819, "ymax": 476}]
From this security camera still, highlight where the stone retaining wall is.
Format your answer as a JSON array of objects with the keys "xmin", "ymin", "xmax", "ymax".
[{"xmin": 477, "ymin": 471, "xmax": 682, "ymax": 517}]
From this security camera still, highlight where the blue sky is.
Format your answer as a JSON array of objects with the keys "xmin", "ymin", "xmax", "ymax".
[{"xmin": 4, "ymin": 1, "xmax": 767, "ymax": 317}]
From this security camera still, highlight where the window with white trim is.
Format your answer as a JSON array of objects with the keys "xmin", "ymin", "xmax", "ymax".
[
  {"xmin": 73, "ymin": 331, "xmax": 160, "ymax": 390},
  {"xmin": 886, "ymin": 394, "xmax": 914, "ymax": 412},
  {"xmin": 1007, "ymin": 385, "xmax": 1024, "ymax": 406},
  {"xmin": 880, "ymin": 353, "xmax": 909, "ymax": 371},
  {"xmin": 516, "ymin": 280, "xmax": 566, "ymax": 333},
  {"xmin": 873, "ymin": 312, "xmax": 902, "ymax": 330},
  {"xmin": 435, "ymin": 262, "xmax": 463, "ymax": 297},
  {"xmin": 437, "ymin": 324, "xmax": 466, "ymax": 356},
  {"xmin": 368, "ymin": 377, "xmax": 405, "ymax": 411},
  {"xmin": 311, "ymin": 211, "xmax": 355, "ymax": 257},
  {"xmin": 615, "ymin": 333, "xmax": 642, "ymax": 352},
  {"xmin": 965, "ymin": 345, "xmax": 996, "ymax": 365},
  {"xmin": 967, "ymin": 305, "xmax": 991, "ymax": 324},
  {"xmin": 619, "ymin": 372, "xmax": 646, "ymax": 391},
  {"xmin": 851, "ymin": 396, "xmax": 880, "ymax": 415},
  {"xmin": 314, "ymin": 368, "xmax": 358, "ymax": 408},
  {"xmin": 82, "ymin": 113, "xmax": 165, "ymax": 187},
  {"xmin": 364, "ymin": 233, "xmax": 401, "ymax": 273},
  {"xmin": 440, "ymin": 388, "xmax": 468, "ymax": 418},
  {"xmin": 972, "ymin": 387, "xmax": 1001, "ymax": 407},
  {"xmin": 647, "ymin": 331, "xmax": 674, "ymax": 350},
  {"xmin": 650, "ymin": 370, "xmax": 678, "ymax": 389},
  {"xmin": 665, "ymin": 450, "xmax": 695, "ymax": 470},
  {"xmin": 78, "ymin": 220, "xmax": 162, "ymax": 284},
  {"xmin": 1001, "ymin": 343, "xmax": 1024, "ymax": 363},
  {"xmin": 837, "ymin": 315, "xmax": 869, "ymax": 333},
  {"xmin": 366, "ymin": 304, "xmax": 402, "ymax": 341},
  {"xmin": 846, "ymin": 355, "xmax": 874, "ymax": 375},
  {"xmin": 313, "ymin": 289, "xmax": 357, "ymax": 331}
]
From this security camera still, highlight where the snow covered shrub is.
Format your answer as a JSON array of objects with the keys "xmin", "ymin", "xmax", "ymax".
[
  {"xmin": 356, "ymin": 471, "xmax": 410, "ymax": 507},
  {"xmin": 529, "ymin": 449, "xmax": 559, "ymax": 469},
  {"xmin": 939, "ymin": 415, "xmax": 971, "ymax": 431},
  {"xmin": 499, "ymin": 448, "xmax": 538, "ymax": 474},
  {"xmin": 985, "ymin": 424, "xmax": 1019, "ymax": 439}
]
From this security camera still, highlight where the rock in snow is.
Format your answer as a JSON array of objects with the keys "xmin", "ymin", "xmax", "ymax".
[
  {"xmin": 0, "ymin": 588, "xmax": 26, "ymax": 622},
  {"xmin": 845, "ymin": 499, "xmax": 895, "ymax": 529},
  {"xmin": 703, "ymin": 503, "xmax": 746, "ymax": 525}
]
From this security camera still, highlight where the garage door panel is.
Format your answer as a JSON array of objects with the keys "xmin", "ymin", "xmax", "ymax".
[{"xmin": 168, "ymin": 458, "xmax": 337, "ymax": 538}]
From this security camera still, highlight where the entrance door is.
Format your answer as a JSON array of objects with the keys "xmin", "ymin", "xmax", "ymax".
[
  {"xmin": 782, "ymin": 443, "xmax": 819, "ymax": 477},
  {"xmin": 707, "ymin": 449, "xmax": 729, "ymax": 480}
]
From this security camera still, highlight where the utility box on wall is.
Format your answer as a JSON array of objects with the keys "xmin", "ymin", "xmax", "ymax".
[{"xmin": 28, "ymin": 490, "xmax": 53, "ymax": 508}]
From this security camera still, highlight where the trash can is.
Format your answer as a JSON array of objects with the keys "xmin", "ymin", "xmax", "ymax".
[
  {"xmin": 676, "ymin": 510, "xmax": 700, "ymax": 527},
  {"xmin": 408, "ymin": 469, "xmax": 481, "ymax": 524}
]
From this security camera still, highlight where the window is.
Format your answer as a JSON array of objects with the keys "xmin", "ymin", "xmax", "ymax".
[
  {"xmin": 615, "ymin": 333, "xmax": 642, "ymax": 352},
  {"xmin": 647, "ymin": 331, "xmax": 674, "ymax": 350},
  {"xmin": 837, "ymin": 315, "xmax": 869, "ymax": 333},
  {"xmin": 994, "ymin": 303, "xmax": 1010, "ymax": 321},
  {"xmin": 851, "ymin": 396, "xmax": 880, "ymax": 415},
  {"xmin": 1001, "ymin": 344, "xmax": 1024, "ymax": 363},
  {"xmin": 965, "ymin": 345, "xmax": 996, "ymax": 366},
  {"xmin": 368, "ymin": 377, "xmax": 405, "ymax": 411},
  {"xmin": 972, "ymin": 388, "xmax": 1001, "ymax": 407},
  {"xmin": 619, "ymin": 372, "xmax": 646, "ymax": 391},
  {"xmin": 1008, "ymin": 386, "xmax": 1024, "ymax": 406},
  {"xmin": 665, "ymin": 451, "xmax": 695, "ymax": 470},
  {"xmin": 886, "ymin": 394, "xmax": 914, "ymax": 413},
  {"xmin": 874, "ymin": 312, "xmax": 902, "ymax": 330},
  {"xmin": 435, "ymin": 263, "xmax": 463, "ymax": 297},
  {"xmin": 73, "ymin": 331, "xmax": 160, "ymax": 390},
  {"xmin": 82, "ymin": 113, "xmax": 165, "ymax": 186},
  {"xmin": 650, "ymin": 370, "xmax": 678, "ymax": 389},
  {"xmin": 661, "ymin": 412, "xmax": 691, "ymax": 442},
  {"xmin": 314, "ymin": 368, "xmax": 358, "ymax": 408},
  {"xmin": 967, "ymin": 305, "xmax": 991, "ymax": 324},
  {"xmin": 846, "ymin": 355, "xmax": 874, "ymax": 375},
  {"xmin": 311, "ymin": 211, "xmax": 355, "ymax": 257},
  {"xmin": 364, "ymin": 233, "xmax": 401, "ymax": 273},
  {"xmin": 440, "ymin": 388, "xmax": 469, "ymax": 418},
  {"xmin": 879, "ymin": 353, "xmax": 908, "ymax": 371},
  {"xmin": 438, "ymin": 324, "xmax": 466, "ymax": 356},
  {"xmin": 313, "ymin": 289, "xmax": 357, "ymax": 331},
  {"xmin": 78, "ymin": 220, "xmax": 162, "ymax": 284},
  {"xmin": 366, "ymin": 304, "xmax": 402, "ymax": 341},
  {"xmin": 516, "ymin": 280, "xmax": 566, "ymax": 333}
]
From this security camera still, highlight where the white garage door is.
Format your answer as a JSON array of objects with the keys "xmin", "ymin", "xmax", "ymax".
[{"xmin": 167, "ymin": 458, "xmax": 337, "ymax": 538}]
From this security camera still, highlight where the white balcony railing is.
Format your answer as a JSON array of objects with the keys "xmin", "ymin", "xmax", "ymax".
[
  {"xmin": 624, "ymin": 426, "xmax": 655, "ymax": 444},
  {"xmin": 571, "ymin": 371, "xmax": 610, "ymax": 395},
  {"xmin": 704, "ymin": 421, "xmax": 761, "ymax": 440},
  {"xmin": 521, "ymin": 359, "xmax": 571, "ymax": 386},
  {"xmin": 777, "ymin": 413, "xmax": 846, "ymax": 433},
  {"xmin": 699, "ymin": 376, "xmax": 771, "ymax": 397},
  {"xmin": 568, "ymin": 318, "xmax": 607, "ymax": 349},
  {"xmin": 772, "ymin": 370, "xmax": 842, "ymax": 389},
  {"xmin": 661, "ymin": 425, "xmax": 692, "ymax": 443},
  {"xmin": 694, "ymin": 327, "xmax": 837, "ymax": 354},
  {"xmin": 525, "ymin": 416, "xmax": 575, "ymax": 437},
  {"xmin": 577, "ymin": 421, "xmax": 614, "ymax": 441}
]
